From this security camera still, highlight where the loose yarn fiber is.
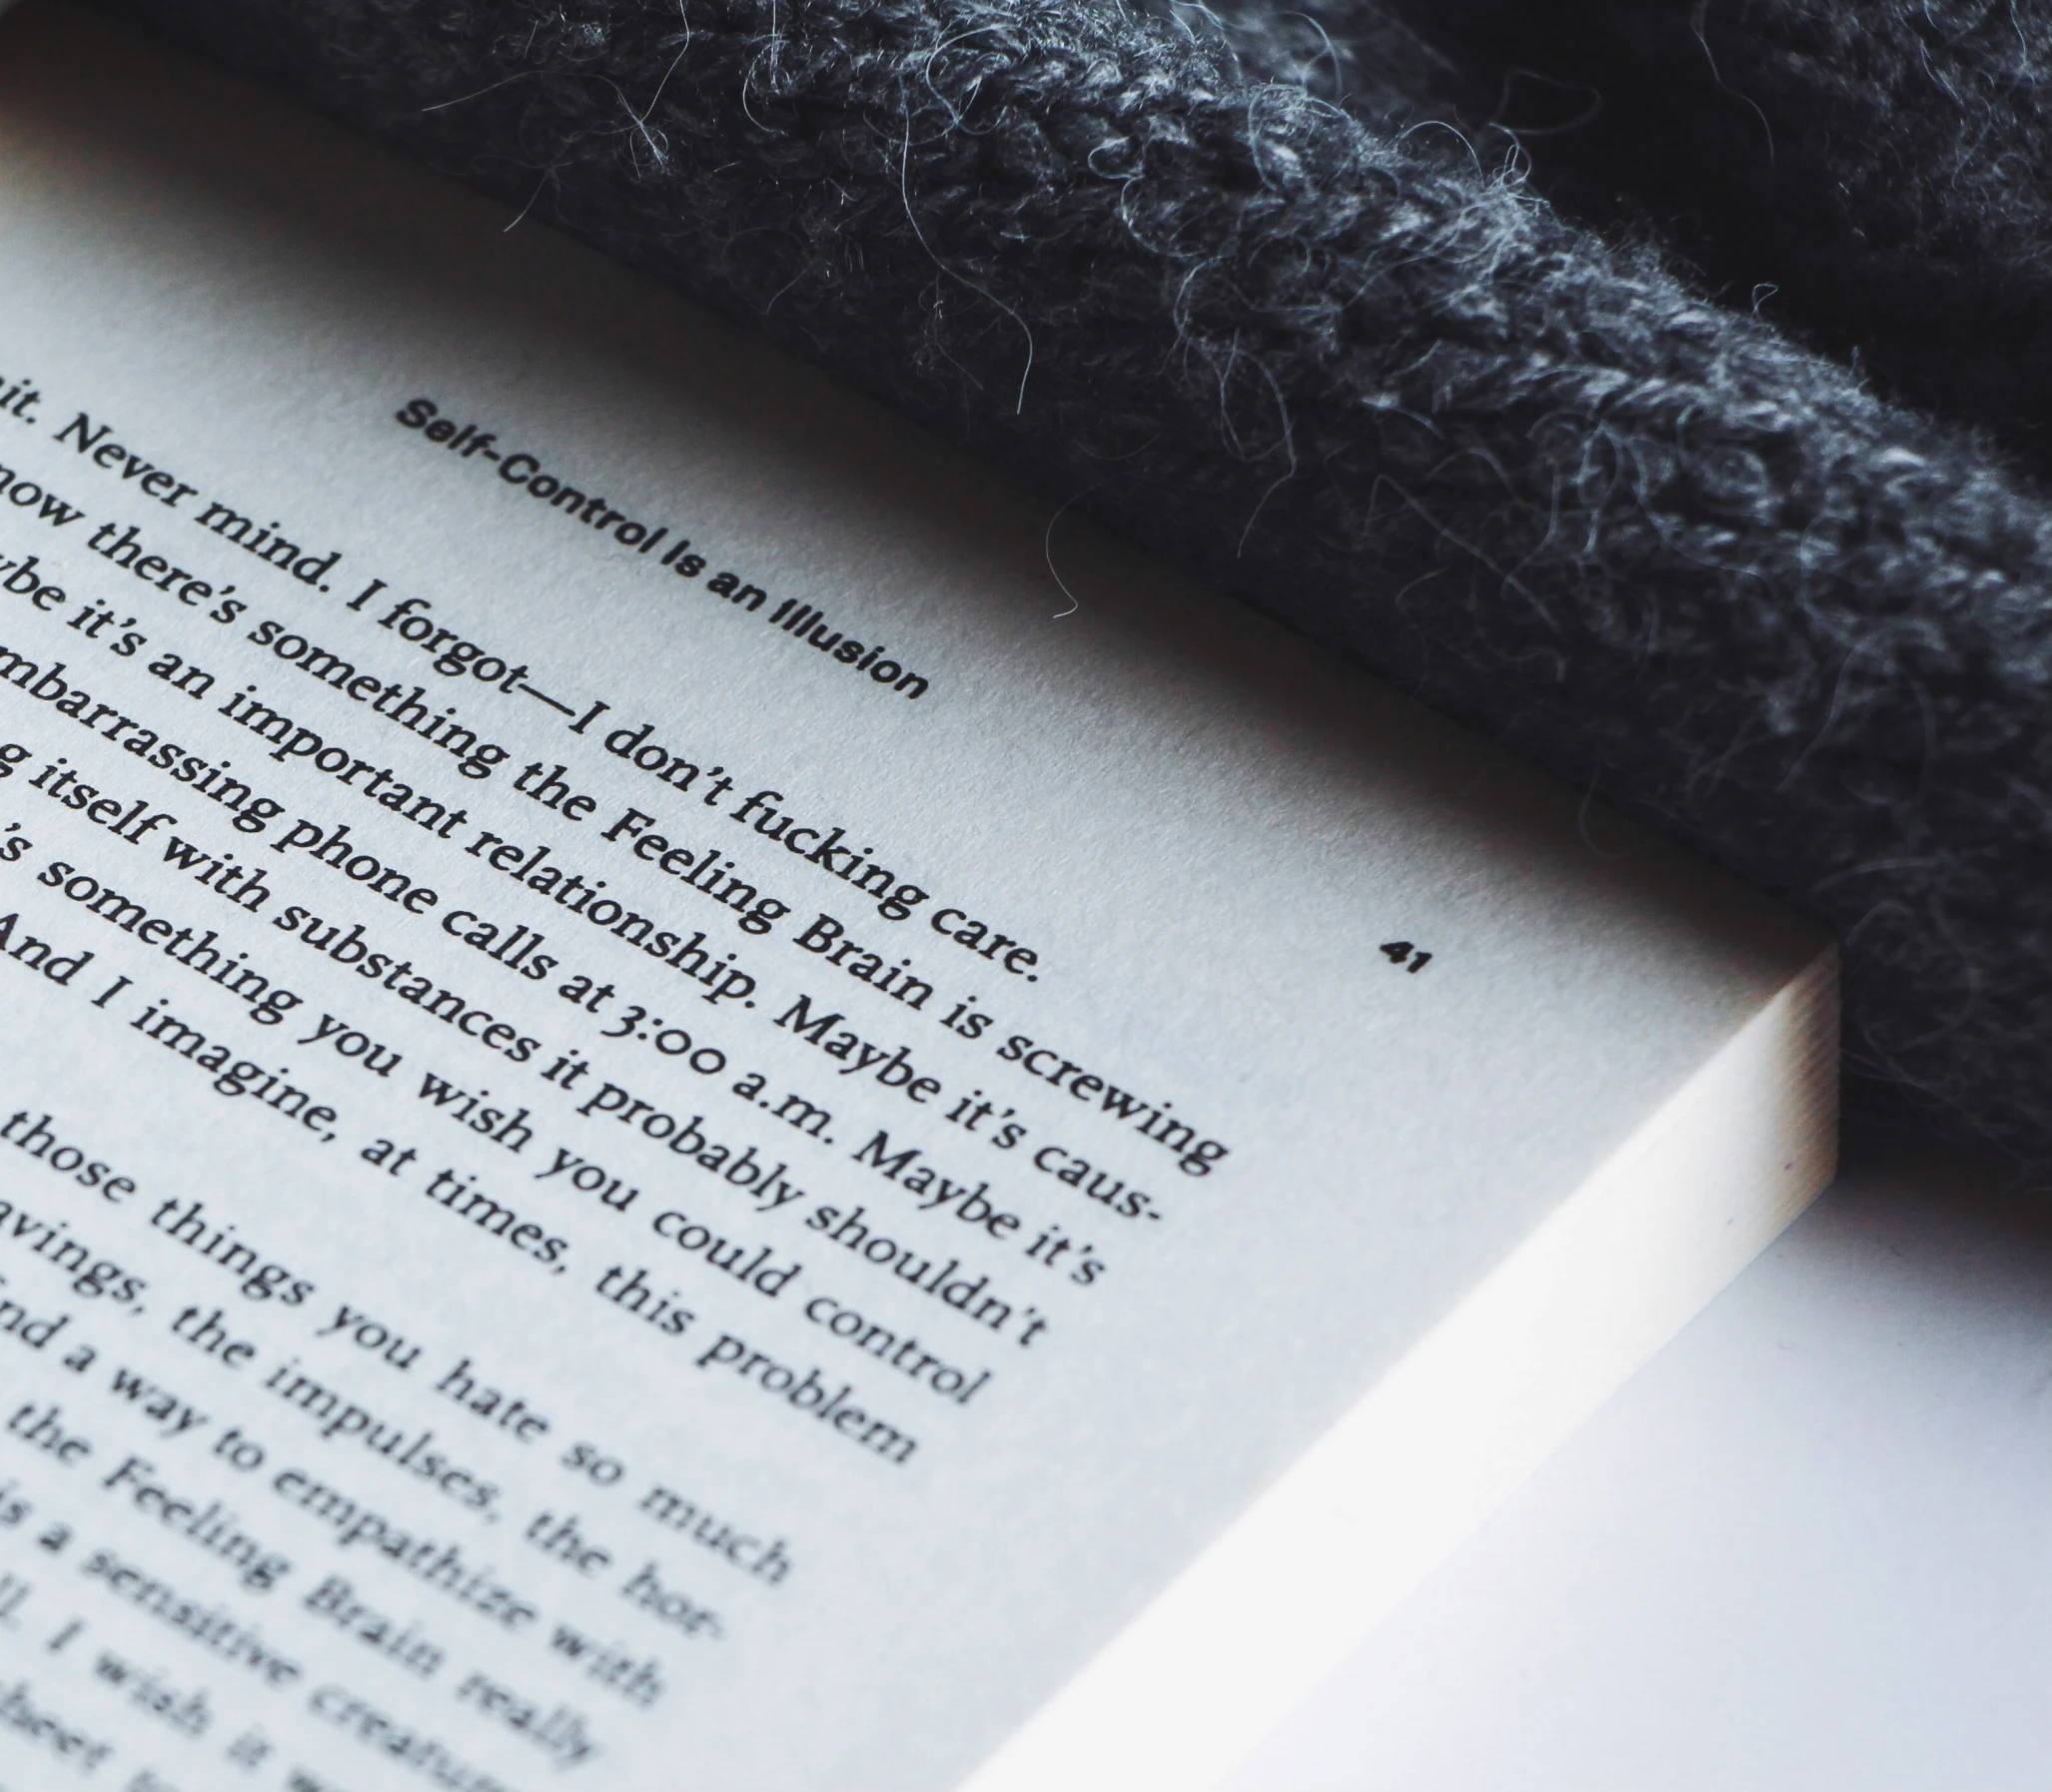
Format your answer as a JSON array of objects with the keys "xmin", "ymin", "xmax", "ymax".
[{"xmin": 107, "ymin": 0, "xmax": 2052, "ymax": 1168}]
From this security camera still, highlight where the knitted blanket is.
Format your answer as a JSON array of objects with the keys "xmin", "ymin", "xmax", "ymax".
[
  {"xmin": 1378, "ymin": 0, "xmax": 2052, "ymax": 463},
  {"xmin": 99, "ymin": 0, "xmax": 2052, "ymax": 1171}
]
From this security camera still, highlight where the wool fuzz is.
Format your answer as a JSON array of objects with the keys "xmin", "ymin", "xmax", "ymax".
[
  {"xmin": 1154, "ymin": 0, "xmax": 1478, "ymax": 127},
  {"xmin": 1376, "ymin": 0, "xmax": 2052, "ymax": 460},
  {"xmin": 106, "ymin": 0, "xmax": 2052, "ymax": 1168}
]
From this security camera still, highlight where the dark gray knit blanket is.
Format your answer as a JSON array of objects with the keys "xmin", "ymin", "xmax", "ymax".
[{"xmin": 104, "ymin": 0, "xmax": 2052, "ymax": 1170}]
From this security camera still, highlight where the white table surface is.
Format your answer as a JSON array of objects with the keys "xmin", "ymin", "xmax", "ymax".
[{"xmin": 1223, "ymin": 1135, "xmax": 2052, "ymax": 1792}]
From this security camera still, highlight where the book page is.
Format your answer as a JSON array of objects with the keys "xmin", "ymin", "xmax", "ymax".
[{"xmin": 0, "ymin": 10, "xmax": 1815, "ymax": 1789}]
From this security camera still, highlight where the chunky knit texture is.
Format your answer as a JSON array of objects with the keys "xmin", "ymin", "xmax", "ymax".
[
  {"xmin": 107, "ymin": 0, "xmax": 2052, "ymax": 1167},
  {"xmin": 1377, "ymin": 0, "xmax": 2052, "ymax": 461}
]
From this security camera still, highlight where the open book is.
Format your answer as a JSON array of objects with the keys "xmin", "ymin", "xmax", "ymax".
[{"xmin": 0, "ymin": 8, "xmax": 1835, "ymax": 1789}]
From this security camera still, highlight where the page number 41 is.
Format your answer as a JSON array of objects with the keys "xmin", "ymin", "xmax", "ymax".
[{"xmin": 1380, "ymin": 941, "xmax": 1434, "ymax": 974}]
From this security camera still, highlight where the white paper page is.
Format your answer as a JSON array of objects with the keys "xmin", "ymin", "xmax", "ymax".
[{"xmin": 0, "ymin": 11, "xmax": 1814, "ymax": 1789}]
